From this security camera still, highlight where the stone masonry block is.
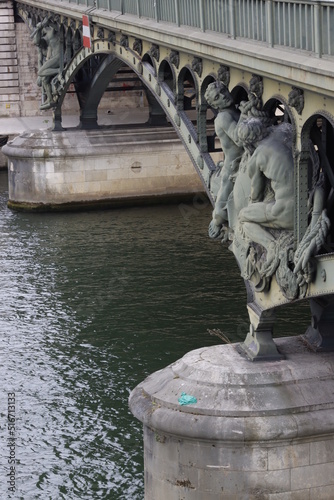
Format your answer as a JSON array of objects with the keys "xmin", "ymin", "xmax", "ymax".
[
  {"xmin": 150, "ymin": 431, "xmax": 179, "ymax": 465},
  {"xmin": 0, "ymin": 15, "xmax": 14, "ymax": 23},
  {"xmin": 147, "ymin": 475, "xmax": 194, "ymax": 500},
  {"xmin": 0, "ymin": 43, "xmax": 16, "ymax": 52},
  {"xmin": 45, "ymin": 172, "xmax": 64, "ymax": 184},
  {"xmin": 268, "ymin": 490, "xmax": 310, "ymax": 500},
  {"xmin": 64, "ymin": 171, "xmax": 85, "ymax": 184},
  {"xmin": 0, "ymin": 22, "xmax": 15, "ymax": 30},
  {"xmin": 291, "ymin": 462, "xmax": 334, "ymax": 490},
  {"xmin": 199, "ymin": 468, "xmax": 291, "ymax": 496},
  {"xmin": 268, "ymin": 442, "xmax": 310, "ymax": 470},
  {"xmin": 83, "ymin": 181, "xmax": 101, "ymax": 193},
  {"xmin": 310, "ymin": 484, "xmax": 334, "ymax": 500},
  {"xmin": 310, "ymin": 438, "xmax": 334, "ymax": 465},
  {"xmin": 85, "ymin": 170, "xmax": 108, "ymax": 182},
  {"xmin": 178, "ymin": 440, "xmax": 268, "ymax": 471},
  {"xmin": 0, "ymin": 30, "xmax": 15, "ymax": 37}
]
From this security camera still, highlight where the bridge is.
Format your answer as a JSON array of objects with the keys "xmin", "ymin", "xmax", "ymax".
[
  {"xmin": 4, "ymin": 0, "xmax": 334, "ymax": 357},
  {"xmin": 4, "ymin": 3, "xmax": 334, "ymax": 497},
  {"xmin": 10, "ymin": 0, "xmax": 334, "ymax": 235}
]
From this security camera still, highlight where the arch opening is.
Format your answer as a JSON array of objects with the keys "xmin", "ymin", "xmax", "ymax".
[
  {"xmin": 300, "ymin": 114, "xmax": 334, "ymax": 253},
  {"xmin": 177, "ymin": 67, "xmax": 198, "ymax": 118},
  {"xmin": 264, "ymin": 97, "xmax": 293, "ymax": 126},
  {"xmin": 158, "ymin": 59, "xmax": 175, "ymax": 93},
  {"xmin": 200, "ymin": 75, "xmax": 219, "ymax": 154}
]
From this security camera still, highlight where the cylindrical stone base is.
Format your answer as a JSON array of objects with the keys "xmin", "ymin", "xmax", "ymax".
[
  {"xmin": 129, "ymin": 337, "xmax": 334, "ymax": 500},
  {"xmin": 3, "ymin": 126, "xmax": 204, "ymax": 211}
]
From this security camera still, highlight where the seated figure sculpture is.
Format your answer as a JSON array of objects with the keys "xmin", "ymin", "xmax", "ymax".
[
  {"xmin": 204, "ymin": 78, "xmax": 332, "ymax": 358},
  {"xmin": 236, "ymin": 119, "xmax": 295, "ymax": 280},
  {"xmin": 204, "ymin": 82, "xmax": 244, "ymax": 240},
  {"xmin": 205, "ymin": 79, "xmax": 301, "ymax": 298}
]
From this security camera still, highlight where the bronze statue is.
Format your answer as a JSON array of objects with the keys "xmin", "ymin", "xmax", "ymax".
[
  {"xmin": 31, "ymin": 18, "xmax": 61, "ymax": 110},
  {"xmin": 204, "ymin": 82, "xmax": 243, "ymax": 240},
  {"xmin": 205, "ymin": 77, "xmax": 331, "ymax": 359}
]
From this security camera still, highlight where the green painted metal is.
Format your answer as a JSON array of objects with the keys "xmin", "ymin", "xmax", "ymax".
[{"xmin": 59, "ymin": 0, "xmax": 334, "ymax": 58}]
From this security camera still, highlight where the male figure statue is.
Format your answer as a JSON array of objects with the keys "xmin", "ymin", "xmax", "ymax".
[{"xmin": 204, "ymin": 82, "xmax": 244, "ymax": 239}]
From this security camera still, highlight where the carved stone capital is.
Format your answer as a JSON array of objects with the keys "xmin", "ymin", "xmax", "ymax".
[
  {"xmin": 97, "ymin": 27, "xmax": 104, "ymax": 40},
  {"xmin": 108, "ymin": 31, "xmax": 116, "ymax": 45},
  {"xmin": 169, "ymin": 50, "xmax": 180, "ymax": 68},
  {"xmin": 133, "ymin": 38, "xmax": 142, "ymax": 56},
  {"xmin": 192, "ymin": 56, "xmax": 202, "ymax": 77},
  {"xmin": 288, "ymin": 86, "xmax": 304, "ymax": 115},
  {"xmin": 120, "ymin": 34, "xmax": 129, "ymax": 49},
  {"xmin": 150, "ymin": 44, "xmax": 160, "ymax": 62},
  {"xmin": 217, "ymin": 65, "xmax": 230, "ymax": 87},
  {"xmin": 249, "ymin": 74, "xmax": 263, "ymax": 98}
]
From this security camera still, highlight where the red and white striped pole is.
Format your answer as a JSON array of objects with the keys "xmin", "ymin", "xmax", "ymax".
[{"xmin": 82, "ymin": 15, "xmax": 91, "ymax": 49}]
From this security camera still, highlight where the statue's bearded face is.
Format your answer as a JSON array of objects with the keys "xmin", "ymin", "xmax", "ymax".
[
  {"xmin": 42, "ymin": 26, "xmax": 55, "ymax": 42},
  {"xmin": 204, "ymin": 83, "xmax": 234, "ymax": 110}
]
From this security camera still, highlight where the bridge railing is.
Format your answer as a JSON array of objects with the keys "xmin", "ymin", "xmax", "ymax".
[{"xmin": 63, "ymin": 0, "xmax": 334, "ymax": 57}]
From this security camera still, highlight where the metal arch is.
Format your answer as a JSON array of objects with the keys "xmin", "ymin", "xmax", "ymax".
[
  {"xmin": 58, "ymin": 40, "xmax": 215, "ymax": 202},
  {"xmin": 301, "ymin": 109, "xmax": 334, "ymax": 145},
  {"xmin": 230, "ymin": 83, "xmax": 249, "ymax": 105},
  {"xmin": 157, "ymin": 58, "xmax": 177, "ymax": 95},
  {"xmin": 200, "ymin": 73, "xmax": 218, "ymax": 101},
  {"xmin": 141, "ymin": 52, "xmax": 157, "ymax": 77},
  {"xmin": 297, "ymin": 110, "xmax": 334, "ymax": 245},
  {"xmin": 263, "ymin": 94, "xmax": 295, "ymax": 127}
]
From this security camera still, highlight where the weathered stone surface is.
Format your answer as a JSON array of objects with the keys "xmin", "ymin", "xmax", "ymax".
[
  {"xmin": 3, "ymin": 127, "xmax": 204, "ymax": 210},
  {"xmin": 129, "ymin": 337, "xmax": 334, "ymax": 498}
]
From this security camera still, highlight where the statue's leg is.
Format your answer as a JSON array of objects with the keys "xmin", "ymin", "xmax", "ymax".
[
  {"xmin": 212, "ymin": 165, "xmax": 234, "ymax": 225},
  {"xmin": 303, "ymin": 295, "xmax": 334, "ymax": 351},
  {"xmin": 38, "ymin": 55, "xmax": 60, "ymax": 76},
  {"xmin": 237, "ymin": 302, "xmax": 283, "ymax": 361}
]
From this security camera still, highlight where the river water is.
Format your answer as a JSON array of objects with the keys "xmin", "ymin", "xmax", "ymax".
[{"xmin": 0, "ymin": 171, "xmax": 310, "ymax": 499}]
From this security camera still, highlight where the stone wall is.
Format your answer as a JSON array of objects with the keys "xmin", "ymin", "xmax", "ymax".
[
  {"xmin": 0, "ymin": 0, "xmax": 20, "ymax": 117},
  {"xmin": 15, "ymin": 20, "xmax": 45, "ymax": 117},
  {"xmin": 13, "ymin": 16, "xmax": 147, "ymax": 119},
  {"xmin": 4, "ymin": 126, "xmax": 204, "ymax": 210}
]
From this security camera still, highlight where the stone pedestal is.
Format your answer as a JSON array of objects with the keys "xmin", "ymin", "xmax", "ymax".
[
  {"xmin": 129, "ymin": 337, "xmax": 334, "ymax": 500},
  {"xmin": 2, "ymin": 126, "xmax": 204, "ymax": 211}
]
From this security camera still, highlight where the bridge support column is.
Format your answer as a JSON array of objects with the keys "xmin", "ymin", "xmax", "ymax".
[
  {"xmin": 129, "ymin": 337, "xmax": 334, "ymax": 499},
  {"xmin": 146, "ymin": 89, "xmax": 168, "ymax": 126},
  {"xmin": 79, "ymin": 114, "xmax": 98, "ymax": 130},
  {"xmin": 53, "ymin": 107, "xmax": 63, "ymax": 131}
]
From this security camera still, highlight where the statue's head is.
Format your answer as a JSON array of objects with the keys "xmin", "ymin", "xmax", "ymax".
[
  {"xmin": 237, "ymin": 117, "xmax": 269, "ymax": 153},
  {"xmin": 204, "ymin": 81, "xmax": 234, "ymax": 110},
  {"xmin": 249, "ymin": 75, "xmax": 263, "ymax": 96},
  {"xmin": 42, "ymin": 24, "xmax": 57, "ymax": 42}
]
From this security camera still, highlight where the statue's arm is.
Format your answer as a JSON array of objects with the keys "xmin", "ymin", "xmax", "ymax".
[
  {"xmin": 215, "ymin": 112, "xmax": 240, "ymax": 147},
  {"xmin": 249, "ymin": 157, "xmax": 265, "ymax": 202},
  {"xmin": 224, "ymin": 113, "xmax": 240, "ymax": 145}
]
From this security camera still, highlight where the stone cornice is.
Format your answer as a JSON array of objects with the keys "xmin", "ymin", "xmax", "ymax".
[{"xmin": 15, "ymin": 0, "xmax": 334, "ymax": 98}]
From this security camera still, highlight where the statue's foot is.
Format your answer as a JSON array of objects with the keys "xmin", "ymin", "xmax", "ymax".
[
  {"xmin": 40, "ymin": 101, "xmax": 57, "ymax": 111},
  {"xmin": 208, "ymin": 220, "xmax": 227, "ymax": 240}
]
